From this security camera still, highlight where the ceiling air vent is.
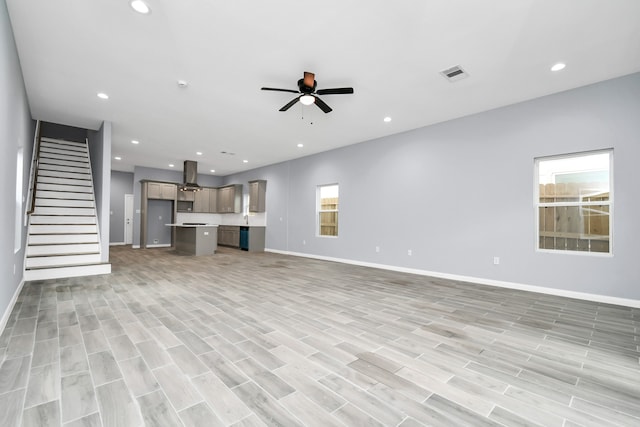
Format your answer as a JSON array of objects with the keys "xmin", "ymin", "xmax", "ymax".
[{"xmin": 440, "ymin": 65, "xmax": 469, "ymax": 82}]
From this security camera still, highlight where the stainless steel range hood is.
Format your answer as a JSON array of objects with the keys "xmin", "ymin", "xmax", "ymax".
[{"xmin": 180, "ymin": 160, "xmax": 201, "ymax": 192}]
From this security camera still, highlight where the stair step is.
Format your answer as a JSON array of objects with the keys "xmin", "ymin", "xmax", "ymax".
[
  {"xmin": 36, "ymin": 183, "xmax": 93, "ymax": 193},
  {"xmin": 39, "ymin": 152, "xmax": 89, "ymax": 163},
  {"xmin": 30, "ymin": 215, "xmax": 97, "ymax": 224},
  {"xmin": 33, "ymin": 206, "xmax": 95, "ymax": 216},
  {"xmin": 39, "ymin": 145, "xmax": 88, "ymax": 157},
  {"xmin": 37, "ymin": 169, "xmax": 91, "ymax": 180},
  {"xmin": 36, "ymin": 190, "xmax": 94, "ymax": 201},
  {"xmin": 27, "ymin": 243, "xmax": 100, "ymax": 256},
  {"xmin": 40, "ymin": 141, "xmax": 88, "ymax": 154},
  {"xmin": 35, "ymin": 198, "xmax": 94, "ymax": 208},
  {"xmin": 39, "ymin": 163, "xmax": 90, "ymax": 174},
  {"xmin": 25, "ymin": 253, "xmax": 102, "ymax": 268},
  {"xmin": 39, "ymin": 158, "xmax": 90, "ymax": 169},
  {"xmin": 29, "ymin": 224, "xmax": 98, "ymax": 234},
  {"xmin": 40, "ymin": 140, "xmax": 87, "ymax": 147},
  {"xmin": 28, "ymin": 233, "xmax": 99, "ymax": 244},
  {"xmin": 24, "ymin": 263, "xmax": 111, "ymax": 281},
  {"xmin": 37, "ymin": 176, "xmax": 92, "ymax": 187}
]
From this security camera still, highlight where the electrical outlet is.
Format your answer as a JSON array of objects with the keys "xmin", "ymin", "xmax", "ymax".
[
  {"xmin": 493, "ymin": 256, "xmax": 500, "ymax": 265},
  {"xmin": 303, "ymin": 240, "xmax": 306, "ymax": 245},
  {"xmin": 375, "ymin": 246, "xmax": 380, "ymax": 253},
  {"xmin": 408, "ymin": 249, "xmax": 412, "ymax": 256},
  {"xmin": 153, "ymin": 239, "xmax": 159, "ymax": 244}
]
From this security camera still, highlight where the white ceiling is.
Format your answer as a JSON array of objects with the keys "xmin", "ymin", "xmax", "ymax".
[{"xmin": 7, "ymin": 0, "xmax": 640, "ymax": 176}]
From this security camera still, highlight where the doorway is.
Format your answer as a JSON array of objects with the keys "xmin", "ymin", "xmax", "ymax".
[{"xmin": 124, "ymin": 194, "xmax": 134, "ymax": 245}]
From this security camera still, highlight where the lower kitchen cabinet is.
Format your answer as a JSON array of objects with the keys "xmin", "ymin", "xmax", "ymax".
[
  {"xmin": 217, "ymin": 226, "xmax": 240, "ymax": 248},
  {"xmin": 217, "ymin": 226, "xmax": 265, "ymax": 251}
]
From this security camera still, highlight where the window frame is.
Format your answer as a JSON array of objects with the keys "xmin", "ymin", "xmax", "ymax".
[
  {"xmin": 534, "ymin": 149, "xmax": 613, "ymax": 256},
  {"xmin": 316, "ymin": 183, "xmax": 339, "ymax": 238}
]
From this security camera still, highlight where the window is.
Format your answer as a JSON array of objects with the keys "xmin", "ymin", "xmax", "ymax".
[
  {"xmin": 317, "ymin": 184, "xmax": 338, "ymax": 237},
  {"xmin": 535, "ymin": 150, "xmax": 612, "ymax": 254}
]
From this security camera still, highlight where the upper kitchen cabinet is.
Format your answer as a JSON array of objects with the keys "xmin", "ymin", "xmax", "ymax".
[
  {"xmin": 177, "ymin": 190, "xmax": 195, "ymax": 202},
  {"xmin": 217, "ymin": 184, "xmax": 243, "ymax": 213},
  {"xmin": 248, "ymin": 180, "xmax": 266, "ymax": 212},
  {"xmin": 209, "ymin": 188, "xmax": 218, "ymax": 213},
  {"xmin": 193, "ymin": 188, "xmax": 211, "ymax": 213},
  {"xmin": 146, "ymin": 182, "xmax": 176, "ymax": 200}
]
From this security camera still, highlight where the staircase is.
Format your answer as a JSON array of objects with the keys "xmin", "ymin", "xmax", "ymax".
[{"xmin": 24, "ymin": 137, "xmax": 111, "ymax": 281}]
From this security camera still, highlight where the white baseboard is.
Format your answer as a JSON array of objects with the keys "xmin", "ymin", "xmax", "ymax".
[
  {"xmin": 109, "ymin": 242, "xmax": 125, "ymax": 246},
  {"xmin": 146, "ymin": 244, "xmax": 171, "ymax": 248},
  {"xmin": 0, "ymin": 279, "xmax": 26, "ymax": 335},
  {"xmin": 132, "ymin": 245, "xmax": 140, "ymax": 249},
  {"xmin": 265, "ymin": 248, "xmax": 640, "ymax": 308}
]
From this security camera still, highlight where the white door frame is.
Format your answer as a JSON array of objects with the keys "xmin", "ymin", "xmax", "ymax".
[{"xmin": 124, "ymin": 194, "xmax": 134, "ymax": 245}]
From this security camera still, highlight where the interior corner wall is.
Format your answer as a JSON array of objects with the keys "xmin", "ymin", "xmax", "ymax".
[
  {"xmin": 110, "ymin": 170, "xmax": 134, "ymax": 243},
  {"xmin": 88, "ymin": 122, "xmax": 112, "ymax": 263},
  {"xmin": 226, "ymin": 72, "xmax": 640, "ymax": 301},
  {"xmin": 0, "ymin": 1, "xmax": 35, "ymax": 327}
]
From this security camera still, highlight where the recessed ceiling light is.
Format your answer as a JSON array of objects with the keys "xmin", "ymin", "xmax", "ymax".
[
  {"xmin": 210, "ymin": 169, "xmax": 215, "ymax": 173},
  {"xmin": 169, "ymin": 164, "xmax": 175, "ymax": 168},
  {"xmin": 131, "ymin": 140, "xmax": 139, "ymax": 144},
  {"xmin": 114, "ymin": 156, "xmax": 122, "ymax": 160},
  {"xmin": 243, "ymin": 160, "xmax": 249, "ymax": 163},
  {"xmin": 383, "ymin": 117, "xmax": 392, "ymax": 122},
  {"xmin": 551, "ymin": 63, "xmax": 566, "ymax": 72},
  {"xmin": 196, "ymin": 152, "xmax": 203, "ymax": 156},
  {"xmin": 297, "ymin": 143, "xmax": 304, "ymax": 148},
  {"xmin": 97, "ymin": 92, "xmax": 109, "ymax": 100},
  {"xmin": 130, "ymin": 0, "xmax": 151, "ymax": 14}
]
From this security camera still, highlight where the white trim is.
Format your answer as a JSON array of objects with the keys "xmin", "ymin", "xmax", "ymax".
[
  {"xmin": 146, "ymin": 243, "xmax": 171, "ymax": 248},
  {"xmin": 0, "ymin": 280, "xmax": 25, "ymax": 334},
  {"xmin": 265, "ymin": 248, "xmax": 640, "ymax": 308},
  {"xmin": 109, "ymin": 242, "xmax": 126, "ymax": 246},
  {"xmin": 132, "ymin": 245, "xmax": 140, "ymax": 249}
]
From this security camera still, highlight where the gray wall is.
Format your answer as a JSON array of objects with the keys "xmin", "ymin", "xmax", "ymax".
[
  {"xmin": 110, "ymin": 170, "xmax": 134, "ymax": 243},
  {"xmin": 224, "ymin": 72, "xmax": 640, "ymax": 301},
  {"xmin": 88, "ymin": 122, "xmax": 112, "ymax": 262},
  {"xmin": 131, "ymin": 166, "xmax": 222, "ymax": 246},
  {"xmin": 0, "ymin": 1, "xmax": 35, "ymax": 325},
  {"xmin": 146, "ymin": 200, "xmax": 173, "ymax": 246}
]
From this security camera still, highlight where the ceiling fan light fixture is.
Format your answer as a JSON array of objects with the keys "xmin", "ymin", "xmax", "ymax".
[{"xmin": 300, "ymin": 95, "xmax": 315, "ymax": 106}]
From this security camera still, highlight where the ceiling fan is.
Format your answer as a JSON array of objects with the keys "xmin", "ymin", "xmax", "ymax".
[{"xmin": 261, "ymin": 71, "xmax": 354, "ymax": 113}]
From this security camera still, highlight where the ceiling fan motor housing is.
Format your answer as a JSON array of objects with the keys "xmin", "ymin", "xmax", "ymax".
[{"xmin": 297, "ymin": 78, "xmax": 317, "ymax": 93}]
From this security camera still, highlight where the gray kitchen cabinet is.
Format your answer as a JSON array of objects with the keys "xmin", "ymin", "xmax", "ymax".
[
  {"xmin": 177, "ymin": 190, "xmax": 195, "ymax": 201},
  {"xmin": 217, "ymin": 225, "xmax": 240, "ymax": 247},
  {"xmin": 147, "ymin": 182, "xmax": 176, "ymax": 200},
  {"xmin": 193, "ymin": 188, "xmax": 210, "ymax": 213},
  {"xmin": 209, "ymin": 188, "xmax": 218, "ymax": 213},
  {"xmin": 248, "ymin": 180, "xmax": 266, "ymax": 212},
  {"xmin": 217, "ymin": 184, "xmax": 243, "ymax": 213}
]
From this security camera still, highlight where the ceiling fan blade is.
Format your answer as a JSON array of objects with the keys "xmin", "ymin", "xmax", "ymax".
[
  {"xmin": 316, "ymin": 87, "xmax": 354, "ymax": 95},
  {"xmin": 279, "ymin": 96, "xmax": 300, "ymax": 112},
  {"xmin": 261, "ymin": 87, "xmax": 299, "ymax": 94},
  {"xmin": 314, "ymin": 96, "xmax": 332, "ymax": 113},
  {"xmin": 303, "ymin": 72, "xmax": 315, "ymax": 88}
]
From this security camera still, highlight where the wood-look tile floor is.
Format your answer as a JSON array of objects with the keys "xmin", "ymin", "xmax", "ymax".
[{"xmin": 1, "ymin": 246, "xmax": 639, "ymax": 426}]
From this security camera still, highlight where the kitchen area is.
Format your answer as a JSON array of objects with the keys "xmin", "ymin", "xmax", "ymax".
[{"xmin": 139, "ymin": 161, "xmax": 266, "ymax": 256}]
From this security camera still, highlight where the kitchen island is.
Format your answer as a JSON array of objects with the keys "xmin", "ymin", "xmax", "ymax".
[{"xmin": 166, "ymin": 224, "xmax": 218, "ymax": 256}]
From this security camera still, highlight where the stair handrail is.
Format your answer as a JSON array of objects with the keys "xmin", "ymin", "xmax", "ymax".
[{"xmin": 26, "ymin": 119, "xmax": 42, "ymax": 216}]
